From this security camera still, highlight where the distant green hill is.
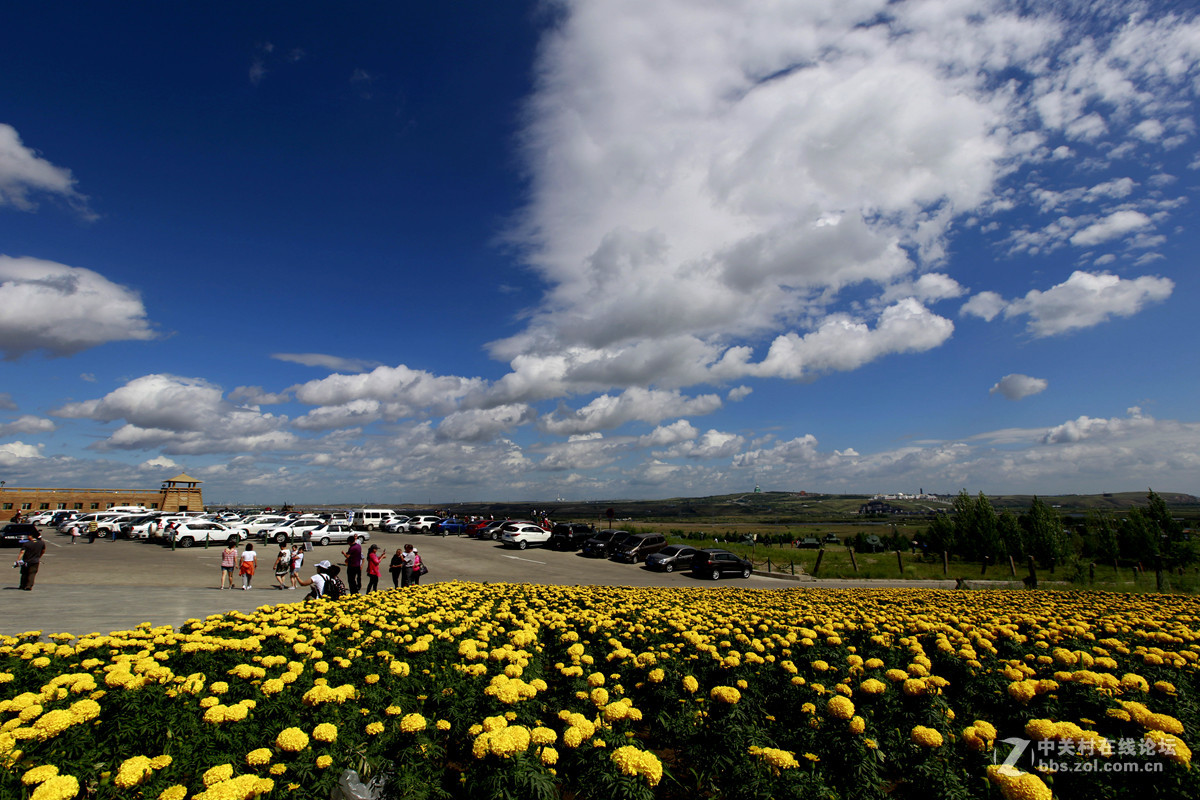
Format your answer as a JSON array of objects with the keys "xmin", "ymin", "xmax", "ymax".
[{"xmin": 314, "ymin": 490, "xmax": 1198, "ymax": 523}]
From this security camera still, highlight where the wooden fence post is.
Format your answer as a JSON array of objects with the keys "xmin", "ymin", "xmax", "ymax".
[
  {"xmin": 813, "ymin": 548, "xmax": 825, "ymax": 577},
  {"xmin": 895, "ymin": 550, "xmax": 903, "ymax": 574},
  {"xmin": 848, "ymin": 546, "xmax": 858, "ymax": 573},
  {"xmin": 942, "ymin": 551, "xmax": 949, "ymax": 576},
  {"xmin": 1026, "ymin": 556, "xmax": 1038, "ymax": 590},
  {"xmin": 1009, "ymin": 556, "xmax": 1016, "ymax": 577}
]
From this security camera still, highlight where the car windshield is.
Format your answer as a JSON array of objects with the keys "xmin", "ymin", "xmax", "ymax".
[{"xmin": 659, "ymin": 545, "xmax": 688, "ymax": 555}]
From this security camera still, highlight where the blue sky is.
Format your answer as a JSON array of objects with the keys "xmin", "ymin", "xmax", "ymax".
[{"xmin": 1, "ymin": 0, "xmax": 1198, "ymax": 505}]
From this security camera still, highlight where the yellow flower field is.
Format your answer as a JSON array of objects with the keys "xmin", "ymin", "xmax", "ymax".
[{"xmin": 2, "ymin": 583, "xmax": 1198, "ymax": 799}]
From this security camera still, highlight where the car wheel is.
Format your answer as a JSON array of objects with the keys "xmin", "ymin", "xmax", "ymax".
[
  {"xmin": 319, "ymin": 537, "xmax": 330, "ymax": 547},
  {"xmin": 518, "ymin": 540, "xmax": 527, "ymax": 550},
  {"xmin": 179, "ymin": 537, "xmax": 193, "ymax": 549},
  {"xmin": 742, "ymin": 567, "xmax": 751, "ymax": 579},
  {"xmin": 274, "ymin": 533, "xmax": 286, "ymax": 544},
  {"xmin": 664, "ymin": 563, "xmax": 674, "ymax": 573},
  {"xmin": 491, "ymin": 531, "xmax": 500, "ymax": 541},
  {"xmin": 711, "ymin": 568, "xmax": 721, "ymax": 581}
]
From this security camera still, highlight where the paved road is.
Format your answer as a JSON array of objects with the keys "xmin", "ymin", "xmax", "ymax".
[{"xmin": 0, "ymin": 529, "xmax": 776, "ymax": 637}]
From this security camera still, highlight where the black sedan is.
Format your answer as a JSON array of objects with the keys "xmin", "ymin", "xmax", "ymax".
[
  {"xmin": 1, "ymin": 523, "xmax": 40, "ymax": 548},
  {"xmin": 690, "ymin": 548, "xmax": 753, "ymax": 580}
]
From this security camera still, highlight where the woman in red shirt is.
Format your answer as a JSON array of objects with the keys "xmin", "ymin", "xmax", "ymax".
[{"xmin": 365, "ymin": 544, "xmax": 385, "ymax": 593}]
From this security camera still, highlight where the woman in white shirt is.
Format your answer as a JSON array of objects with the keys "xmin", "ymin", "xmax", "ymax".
[{"xmin": 239, "ymin": 543, "xmax": 258, "ymax": 590}]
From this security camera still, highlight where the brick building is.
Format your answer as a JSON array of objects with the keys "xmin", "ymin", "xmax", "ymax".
[{"xmin": 0, "ymin": 473, "xmax": 204, "ymax": 515}]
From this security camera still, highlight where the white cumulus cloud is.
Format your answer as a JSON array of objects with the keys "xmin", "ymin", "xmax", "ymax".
[
  {"xmin": 989, "ymin": 374, "xmax": 1048, "ymax": 401},
  {"xmin": 0, "ymin": 124, "xmax": 89, "ymax": 214},
  {"xmin": 0, "ymin": 256, "xmax": 156, "ymax": 358}
]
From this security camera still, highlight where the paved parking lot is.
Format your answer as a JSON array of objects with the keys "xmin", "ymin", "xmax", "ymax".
[{"xmin": 1, "ymin": 528, "xmax": 779, "ymax": 637}]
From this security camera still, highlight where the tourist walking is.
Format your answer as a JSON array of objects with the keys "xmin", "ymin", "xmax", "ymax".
[
  {"xmin": 16, "ymin": 528, "xmax": 46, "ymax": 591},
  {"xmin": 273, "ymin": 543, "xmax": 291, "ymax": 590},
  {"xmin": 239, "ymin": 542, "xmax": 257, "ymax": 590},
  {"xmin": 69, "ymin": 522, "xmax": 80, "ymax": 544},
  {"xmin": 220, "ymin": 541, "xmax": 238, "ymax": 589},
  {"xmin": 289, "ymin": 545, "xmax": 305, "ymax": 589}
]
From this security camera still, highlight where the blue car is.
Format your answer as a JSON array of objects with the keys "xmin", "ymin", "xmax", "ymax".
[{"xmin": 436, "ymin": 518, "xmax": 467, "ymax": 535}]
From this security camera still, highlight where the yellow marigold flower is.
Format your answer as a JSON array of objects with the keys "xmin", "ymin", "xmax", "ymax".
[
  {"xmin": 316, "ymin": 755, "xmax": 333, "ymax": 769},
  {"xmin": 389, "ymin": 661, "xmax": 411, "ymax": 677},
  {"xmin": 590, "ymin": 687, "xmax": 609, "ymax": 706},
  {"xmin": 682, "ymin": 675, "xmax": 699, "ymax": 693},
  {"xmin": 648, "ymin": 668, "xmax": 665, "ymax": 683},
  {"xmin": 588, "ymin": 671, "xmax": 605, "ymax": 687},
  {"xmin": 385, "ymin": 705, "xmax": 403, "ymax": 716},
  {"xmin": 260, "ymin": 679, "xmax": 285, "ymax": 695},
  {"xmin": 269, "ymin": 764, "xmax": 286, "ymax": 776},
  {"xmin": 859, "ymin": 678, "xmax": 886, "ymax": 695},
  {"xmin": 540, "ymin": 746, "xmax": 559, "ymax": 766},
  {"xmin": 31, "ymin": 775, "xmax": 80, "ymax": 800},
  {"xmin": 159, "ymin": 786, "xmax": 187, "ymax": 800},
  {"xmin": 987, "ymin": 765, "xmax": 1051, "ymax": 800},
  {"xmin": 902, "ymin": 678, "xmax": 927, "ymax": 697},
  {"xmin": 209, "ymin": 681, "xmax": 229, "ymax": 694},
  {"xmin": 911, "ymin": 726, "xmax": 943, "ymax": 748},
  {"xmin": 400, "ymin": 713, "xmax": 427, "ymax": 733},
  {"xmin": 610, "ymin": 745, "xmax": 663, "ymax": 786},
  {"xmin": 710, "ymin": 686, "xmax": 741, "ymax": 704},
  {"xmin": 885, "ymin": 669, "xmax": 908, "ymax": 682},
  {"xmin": 436, "ymin": 719, "xmax": 451, "ymax": 731},
  {"xmin": 365, "ymin": 721, "xmax": 384, "ymax": 736},
  {"xmin": 114, "ymin": 755, "xmax": 154, "ymax": 788},
  {"xmin": 149, "ymin": 755, "xmax": 171, "ymax": 770},
  {"xmin": 23, "ymin": 764, "xmax": 59, "ymax": 785},
  {"xmin": 748, "ymin": 745, "xmax": 800, "ymax": 771},
  {"xmin": 826, "ymin": 695, "xmax": 855, "ymax": 720},
  {"xmin": 246, "ymin": 748, "xmax": 272, "ymax": 767},
  {"xmin": 275, "ymin": 727, "xmax": 309, "ymax": 752},
  {"xmin": 849, "ymin": 715, "xmax": 866, "ymax": 735},
  {"xmin": 1145, "ymin": 730, "xmax": 1192, "ymax": 768},
  {"xmin": 312, "ymin": 723, "xmax": 338, "ymax": 743},
  {"xmin": 203, "ymin": 763, "xmax": 234, "ymax": 787}
]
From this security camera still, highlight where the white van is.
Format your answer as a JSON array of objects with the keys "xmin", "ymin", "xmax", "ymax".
[{"xmin": 354, "ymin": 508, "xmax": 396, "ymax": 531}]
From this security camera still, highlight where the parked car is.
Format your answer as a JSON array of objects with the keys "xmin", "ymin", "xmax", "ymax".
[
  {"xmin": 473, "ymin": 520, "xmax": 510, "ymax": 540},
  {"xmin": 235, "ymin": 515, "xmax": 289, "ymax": 538},
  {"xmin": 382, "ymin": 516, "xmax": 412, "ymax": 533},
  {"xmin": 169, "ymin": 522, "xmax": 244, "ymax": 548},
  {"xmin": 500, "ymin": 523, "xmax": 552, "ymax": 550},
  {"xmin": 436, "ymin": 518, "xmax": 467, "ymax": 536},
  {"xmin": 407, "ymin": 515, "xmax": 443, "ymax": 533},
  {"xmin": 793, "ymin": 537, "xmax": 821, "ymax": 549},
  {"xmin": 262, "ymin": 517, "xmax": 325, "ymax": 544},
  {"xmin": 1, "ymin": 523, "xmax": 40, "ymax": 547},
  {"xmin": 645, "ymin": 544, "xmax": 698, "ymax": 573},
  {"xmin": 691, "ymin": 548, "xmax": 753, "ymax": 580},
  {"xmin": 464, "ymin": 519, "xmax": 493, "ymax": 536},
  {"xmin": 610, "ymin": 532, "xmax": 669, "ymax": 563},
  {"xmin": 580, "ymin": 529, "xmax": 631, "ymax": 558},
  {"xmin": 546, "ymin": 522, "xmax": 595, "ymax": 551},
  {"xmin": 309, "ymin": 523, "xmax": 368, "ymax": 547}
]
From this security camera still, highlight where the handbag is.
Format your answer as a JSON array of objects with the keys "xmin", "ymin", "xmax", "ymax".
[{"xmin": 418, "ymin": 562, "xmax": 429, "ymax": 576}]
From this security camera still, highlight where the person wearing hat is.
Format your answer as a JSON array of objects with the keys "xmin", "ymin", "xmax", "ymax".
[{"xmin": 296, "ymin": 559, "xmax": 332, "ymax": 599}]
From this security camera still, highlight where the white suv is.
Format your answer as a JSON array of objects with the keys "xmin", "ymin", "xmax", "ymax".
[
  {"xmin": 169, "ymin": 522, "xmax": 244, "ymax": 548},
  {"xmin": 262, "ymin": 517, "xmax": 325, "ymax": 544},
  {"xmin": 500, "ymin": 522, "xmax": 552, "ymax": 550},
  {"xmin": 406, "ymin": 515, "xmax": 443, "ymax": 533}
]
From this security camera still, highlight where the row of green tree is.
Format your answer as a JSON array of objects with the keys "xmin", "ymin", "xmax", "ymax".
[{"xmin": 922, "ymin": 490, "xmax": 1194, "ymax": 567}]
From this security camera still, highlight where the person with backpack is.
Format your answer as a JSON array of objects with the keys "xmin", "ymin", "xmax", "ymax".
[
  {"xmin": 296, "ymin": 559, "xmax": 330, "ymax": 599},
  {"xmin": 322, "ymin": 565, "xmax": 347, "ymax": 599},
  {"xmin": 273, "ymin": 543, "xmax": 291, "ymax": 590}
]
